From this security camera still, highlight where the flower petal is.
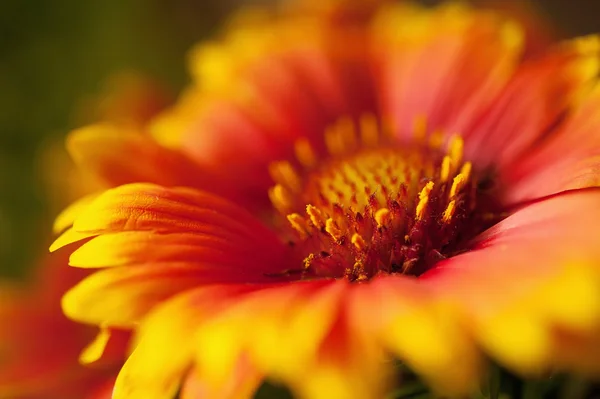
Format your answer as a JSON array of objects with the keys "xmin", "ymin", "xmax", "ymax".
[
  {"xmin": 151, "ymin": 12, "xmax": 376, "ymax": 208},
  {"xmin": 68, "ymin": 231, "xmax": 286, "ymax": 277},
  {"xmin": 423, "ymin": 190, "xmax": 600, "ymax": 376},
  {"xmin": 52, "ymin": 183, "xmax": 284, "ymax": 251},
  {"xmin": 79, "ymin": 327, "xmax": 131, "ymax": 367},
  {"xmin": 67, "ymin": 124, "xmax": 220, "ymax": 190},
  {"xmin": 504, "ymin": 81, "xmax": 600, "ymax": 203},
  {"xmin": 192, "ymin": 280, "xmax": 391, "ymax": 399},
  {"xmin": 351, "ymin": 276, "xmax": 481, "ymax": 396},
  {"xmin": 374, "ymin": 2, "xmax": 523, "ymax": 141},
  {"xmin": 62, "ymin": 264, "xmax": 214, "ymax": 326},
  {"xmin": 53, "ymin": 193, "xmax": 99, "ymax": 234},
  {"xmin": 463, "ymin": 35, "xmax": 599, "ymax": 168},
  {"xmin": 180, "ymin": 363, "xmax": 261, "ymax": 399},
  {"xmin": 112, "ymin": 284, "xmax": 260, "ymax": 399}
]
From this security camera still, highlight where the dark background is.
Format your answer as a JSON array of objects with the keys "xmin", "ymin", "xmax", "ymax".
[{"xmin": 0, "ymin": 0, "xmax": 598, "ymax": 278}]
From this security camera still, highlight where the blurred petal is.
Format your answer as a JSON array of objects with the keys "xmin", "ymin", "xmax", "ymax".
[
  {"xmin": 374, "ymin": 2, "xmax": 523, "ymax": 141},
  {"xmin": 112, "ymin": 284, "xmax": 258, "ymax": 399},
  {"xmin": 63, "ymin": 264, "xmax": 237, "ymax": 327},
  {"xmin": 463, "ymin": 35, "xmax": 600, "ymax": 168},
  {"xmin": 505, "ymin": 80, "xmax": 600, "ymax": 203},
  {"xmin": 352, "ymin": 276, "xmax": 481, "ymax": 395},
  {"xmin": 79, "ymin": 327, "xmax": 131, "ymax": 367},
  {"xmin": 180, "ymin": 363, "xmax": 261, "ymax": 399},
  {"xmin": 52, "ymin": 183, "xmax": 284, "ymax": 249},
  {"xmin": 67, "ymin": 124, "xmax": 222, "ymax": 191},
  {"xmin": 423, "ymin": 190, "xmax": 600, "ymax": 376}
]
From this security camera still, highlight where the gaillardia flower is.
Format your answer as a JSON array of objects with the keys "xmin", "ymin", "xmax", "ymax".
[{"xmin": 52, "ymin": 2, "xmax": 600, "ymax": 398}]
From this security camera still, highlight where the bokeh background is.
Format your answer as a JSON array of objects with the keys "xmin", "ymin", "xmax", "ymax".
[{"xmin": 1, "ymin": 0, "xmax": 599, "ymax": 279}]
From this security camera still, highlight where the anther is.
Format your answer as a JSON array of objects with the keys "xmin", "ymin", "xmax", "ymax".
[
  {"xmin": 325, "ymin": 218, "xmax": 343, "ymax": 241},
  {"xmin": 352, "ymin": 261, "xmax": 368, "ymax": 281},
  {"xmin": 351, "ymin": 233, "xmax": 366, "ymax": 250},
  {"xmin": 448, "ymin": 135, "xmax": 464, "ymax": 166},
  {"xmin": 325, "ymin": 126, "xmax": 343, "ymax": 156},
  {"xmin": 269, "ymin": 184, "xmax": 294, "ymax": 213},
  {"xmin": 440, "ymin": 155, "xmax": 451, "ymax": 183},
  {"xmin": 359, "ymin": 113, "xmax": 379, "ymax": 147},
  {"xmin": 337, "ymin": 118, "xmax": 357, "ymax": 153},
  {"xmin": 269, "ymin": 161, "xmax": 301, "ymax": 192},
  {"xmin": 459, "ymin": 162, "xmax": 472, "ymax": 181},
  {"xmin": 287, "ymin": 213, "xmax": 309, "ymax": 239},
  {"xmin": 374, "ymin": 208, "xmax": 391, "ymax": 228},
  {"xmin": 415, "ymin": 181, "xmax": 434, "ymax": 220},
  {"xmin": 429, "ymin": 130, "xmax": 444, "ymax": 149},
  {"xmin": 306, "ymin": 205, "xmax": 326, "ymax": 229},
  {"xmin": 294, "ymin": 138, "xmax": 317, "ymax": 168},
  {"xmin": 449, "ymin": 173, "xmax": 467, "ymax": 199},
  {"xmin": 442, "ymin": 200, "xmax": 456, "ymax": 223}
]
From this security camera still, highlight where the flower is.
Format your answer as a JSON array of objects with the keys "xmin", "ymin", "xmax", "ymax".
[{"xmin": 52, "ymin": 2, "xmax": 600, "ymax": 398}]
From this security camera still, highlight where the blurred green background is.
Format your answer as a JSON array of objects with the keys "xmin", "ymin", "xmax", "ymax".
[
  {"xmin": 0, "ymin": 0, "xmax": 599, "ymax": 279},
  {"xmin": 0, "ymin": 0, "xmax": 240, "ymax": 278}
]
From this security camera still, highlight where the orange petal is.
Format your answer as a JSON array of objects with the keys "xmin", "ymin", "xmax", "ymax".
[
  {"xmin": 423, "ymin": 190, "xmax": 600, "ymax": 376},
  {"xmin": 80, "ymin": 326, "xmax": 131, "ymax": 367},
  {"xmin": 351, "ymin": 276, "xmax": 481, "ymax": 396},
  {"xmin": 62, "ymin": 264, "xmax": 217, "ymax": 326},
  {"xmin": 112, "ymin": 284, "xmax": 258, "ymax": 399},
  {"xmin": 52, "ymin": 183, "xmax": 284, "ymax": 251},
  {"xmin": 463, "ymin": 35, "xmax": 599, "ymax": 168},
  {"xmin": 68, "ymin": 231, "xmax": 287, "ymax": 277},
  {"xmin": 152, "ymin": 13, "xmax": 375, "ymax": 208},
  {"xmin": 67, "ymin": 124, "xmax": 221, "ymax": 190},
  {"xmin": 505, "ymin": 81, "xmax": 600, "ymax": 204},
  {"xmin": 50, "ymin": 227, "xmax": 97, "ymax": 252},
  {"xmin": 194, "ymin": 280, "xmax": 393, "ymax": 399},
  {"xmin": 180, "ymin": 363, "xmax": 262, "ymax": 399},
  {"xmin": 53, "ymin": 193, "xmax": 99, "ymax": 234},
  {"xmin": 374, "ymin": 2, "xmax": 523, "ymax": 142}
]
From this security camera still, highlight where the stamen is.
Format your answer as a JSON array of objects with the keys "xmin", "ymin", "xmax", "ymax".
[
  {"xmin": 359, "ymin": 113, "xmax": 379, "ymax": 147},
  {"xmin": 440, "ymin": 155, "xmax": 451, "ymax": 183},
  {"xmin": 460, "ymin": 162, "xmax": 472, "ymax": 181},
  {"xmin": 306, "ymin": 204, "xmax": 326, "ymax": 229},
  {"xmin": 374, "ymin": 208, "xmax": 390, "ymax": 228},
  {"xmin": 269, "ymin": 184, "xmax": 293, "ymax": 213},
  {"xmin": 325, "ymin": 125, "xmax": 344, "ymax": 156},
  {"xmin": 429, "ymin": 129, "xmax": 444, "ymax": 149},
  {"xmin": 325, "ymin": 218, "xmax": 343, "ymax": 241},
  {"xmin": 268, "ymin": 115, "xmax": 483, "ymax": 281},
  {"xmin": 442, "ymin": 200, "xmax": 456, "ymax": 223},
  {"xmin": 415, "ymin": 181, "xmax": 434, "ymax": 220},
  {"xmin": 449, "ymin": 173, "xmax": 467, "ymax": 199},
  {"xmin": 352, "ymin": 261, "xmax": 368, "ymax": 282},
  {"xmin": 287, "ymin": 213, "xmax": 309, "ymax": 239},
  {"xmin": 269, "ymin": 161, "xmax": 301, "ymax": 192},
  {"xmin": 448, "ymin": 135, "xmax": 464, "ymax": 166},
  {"xmin": 294, "ymin": 138, "xmax": 317, "ymax": 168},
  {"xmin": 351, "ymin": 233, "xmax": 366, "ymax": 250},
  {"xmin": 337, "ymin": 118, "xmax": 357, "ymax": 153},
  {"xmin": 413, "ymin": 115, "xmax": 427, "ymax": 142}
]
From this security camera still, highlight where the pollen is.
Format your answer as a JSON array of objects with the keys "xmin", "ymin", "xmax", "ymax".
[{"xmin": 269, "ymin": 115, "xmax": 480, "ymax": 281}]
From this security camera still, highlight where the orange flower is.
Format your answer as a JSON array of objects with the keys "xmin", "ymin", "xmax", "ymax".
[{"xmin": 53, "ymin": 2, "xmax": 600, "ymax": 398}]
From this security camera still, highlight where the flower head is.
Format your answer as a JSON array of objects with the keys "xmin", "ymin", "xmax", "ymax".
[{"xmin": 53, "ymin": 1, "xmax": 600, "ymax": 398}]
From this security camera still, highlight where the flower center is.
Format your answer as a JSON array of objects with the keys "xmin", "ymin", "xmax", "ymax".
[{"xmin": 269, "ymin": 115, "xmax": 485, "ymax": 281}]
